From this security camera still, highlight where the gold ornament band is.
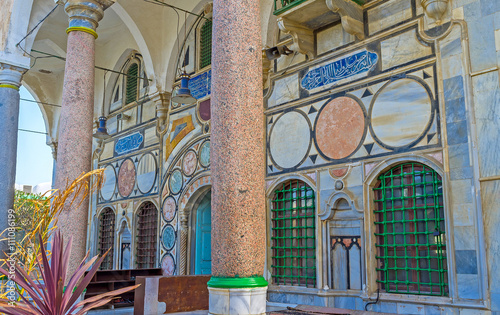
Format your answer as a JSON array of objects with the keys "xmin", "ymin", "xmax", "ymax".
[
  {"xmin": 0, "ymin": 84, "xmax": 19, "ymax": 90},
  {"xmin": 66, "ymin": 26, "xmax": 98, "ymax": 39}
]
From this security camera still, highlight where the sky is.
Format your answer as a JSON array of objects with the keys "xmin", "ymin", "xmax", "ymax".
[{"xmin": 15, "ymin": 86, "xmax": 54, "ymax": 187}]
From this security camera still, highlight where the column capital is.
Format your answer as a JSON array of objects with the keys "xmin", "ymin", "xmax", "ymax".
[
  {"xmin": 65, "ymin": 0, "xmax": 115, "ymax": 33},
  {"xmin": 0, "ymin": 63, "xmax": 26, "ymax": 89}
]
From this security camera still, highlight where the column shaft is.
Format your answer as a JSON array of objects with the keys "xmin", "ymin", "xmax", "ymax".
[
  {"xmin": 0, "ymin": 65, "xmax": 24, "ymax": 260},
  {"xmin": 0, "ymin": 86, "xmax": 20, "ymax": 259},
  {"xmin": 55, "ymin": 29, "xmax": 96, "ymax": 276},
  {"xmin": 209, "ymin": 0, "xmax": 267, "ymax": 312}
]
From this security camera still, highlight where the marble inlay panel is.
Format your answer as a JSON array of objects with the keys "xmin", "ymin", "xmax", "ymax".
[
  {"xmin": 368, "ymin": 0, "xmax": 412, "ymax": 35},
  {"xmin": 268, "ymin": 73, "xmax": 299, "ymax": 107},
  {"xmin": 381, "ymin": 30, "xmax": 432, "ymax": 71},
  {"xmin": 371, "ymin": 79, "xmax": 432, "ymax": 148},
  {"xmin": 101, "ymin": 165, "xmax": 116, "ymax": 201},
  {"xmin": 137, "ymin": 153, "xmax": 156, "ymax": 193},
  {"xmin": 315, "ymin": 97, "xmax": 365, "ymax": 159},
  {"xmin": 161, "ymin": 253, "xmax": 176, "ymax": 275},
  {"xmin": 269, "ymin": 111, "xmax": 310, "ymax": 169}
]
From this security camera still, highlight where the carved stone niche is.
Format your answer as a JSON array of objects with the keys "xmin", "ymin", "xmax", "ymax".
[
  {"xmin": 275, "ymin": 0, "xmax": 365, "ymax": 59},
  {"xmin": 320, "ymin": 191, "xmax": 364, "ymax": 291}
]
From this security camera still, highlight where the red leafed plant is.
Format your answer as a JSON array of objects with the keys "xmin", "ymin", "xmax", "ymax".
[{"xmin": 0, "ymin": 230, "xmax": 139, "ymax": 315}]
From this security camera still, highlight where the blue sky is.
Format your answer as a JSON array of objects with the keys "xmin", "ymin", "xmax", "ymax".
[{"xmin": 15, "ymin": 86, "xmax": 54, "ymax": 187}]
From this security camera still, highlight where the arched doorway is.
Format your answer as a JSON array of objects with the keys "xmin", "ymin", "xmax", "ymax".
[{"xmin": 192, "ymin": 190, "xmax": 212, "ymax": 275}]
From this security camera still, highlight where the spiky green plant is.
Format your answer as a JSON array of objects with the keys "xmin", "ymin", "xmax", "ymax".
[{"xmin": 0, "ymin": 230, "xmax": 139, "ymax": 315}]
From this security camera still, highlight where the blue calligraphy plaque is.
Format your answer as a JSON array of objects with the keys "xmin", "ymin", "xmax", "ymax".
[
  {"xmin": 188, "ymin": 69, "xmax": 211, "ymax": 100},
  {"xmin": 115, "ymin": 131, "xmax": 144, "ymax": 156},
  {"xmin": 301, "ymin": 50, "xmax": 378, "ymax": 90}
]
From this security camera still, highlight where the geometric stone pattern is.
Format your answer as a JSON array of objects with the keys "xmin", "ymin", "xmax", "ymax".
[
  {"xmin": 266, "ymin": 65, "xmax": 439, "ymax": 176},
  {"xmin": 98, "ymin": 150, "xmax": 159, "ymax": 203},
  {"xmin": 159, "ymin": 136, "xmax": 211, "ymax": 275}
]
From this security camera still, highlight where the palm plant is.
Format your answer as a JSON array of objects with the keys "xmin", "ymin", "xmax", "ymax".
[
  {"xmin": 0, "ymin": 170, "xmax": 104, "ymax": 300},
  {"xmin": 0, "ymin": 230, "xmax": 139, "ymax": 314}
]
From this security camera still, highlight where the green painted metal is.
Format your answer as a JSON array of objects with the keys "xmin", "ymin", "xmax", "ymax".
[
  {"xmin": 273, "ymin": 0, "xmax": 364, "ymax": 16},
  {"xmin": 271, "ymin": 180, "xmax": 316, "ymax": 287},
  {"xmin": 207, "ymin": 276, "xmax": 268, "ymax": 288},
  {"xmin": 373, "ymin": 163, "xmax": 448, "ymax": 296},
  {"xmin": 195, "ymin": 193, "xmax": 212, "ymax": 275},
  {"xmin": 125, "ymin": 63, "xmax": 138, "ymax": 104},
  {"xmin": 200, "ymin": 19, "xmax": 212, "ymax": 69}
]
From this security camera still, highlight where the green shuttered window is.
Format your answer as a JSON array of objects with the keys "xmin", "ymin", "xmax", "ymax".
[
  {"xmin": 271, "ymin": 180, "xmax": 316, "ymax": 287},
  {"xmin": 373, "ymin": 163, "xmax": 448, "ymax": 296},
  {"xmin": 125, "ymin": 63, "xmax": 139, "ymax": 105},
  {"xmin": 199, "ymin": 19, "xmax": 212, "ymax": 69}
]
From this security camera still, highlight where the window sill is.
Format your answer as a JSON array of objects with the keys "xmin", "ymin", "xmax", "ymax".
[{"xmin": 361, "ymin": 292, "xmax": 487, "ymax": 309}]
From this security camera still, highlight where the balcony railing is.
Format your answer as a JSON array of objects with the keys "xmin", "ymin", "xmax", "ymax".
[{"xmin": 273, "ymin": 0, "xmax": 364, "ymax": 16}]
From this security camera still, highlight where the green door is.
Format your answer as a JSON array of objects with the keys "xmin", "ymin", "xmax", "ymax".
[{"xmin": 195, "ymin": 192, "xmax": 211, "ymax": 275}]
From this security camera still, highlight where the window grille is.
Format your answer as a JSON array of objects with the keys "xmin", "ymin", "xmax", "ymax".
[
  {"xmin": 373, "ymin": 163, "xmax": 448, "ymax": 296},
  {"xmin": 125, "ymin": 63, "xmax": 139, "ymax": 104},
  {"xmin": 136, "ymin": 201, "xmax": 158, "ymax": 269},
  {"xmin": 98, "ymin": 208, "xmax": 115, "ymax": 270},
  {"xmin": 271, "ymin": 180, "xmax": 316, "ymax": 287},
  {"xmin": 199, "ymin": 19, "xmax": 212, "ymax": 69}
]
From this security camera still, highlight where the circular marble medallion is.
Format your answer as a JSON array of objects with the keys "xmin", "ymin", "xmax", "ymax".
[
  {"xmin": 118, "ymin": 159, "xmax": 136, "ymax": 197},
  {"xmin": 161, "ymin": 253, "xmax": 176, "ymax": 276},
  {"xmin": 315, "ymin": 97, "xmax": 365, "ymax": 160},
  {"xmin": 269, "ymin": 111, "xmax": 311, "ymax": 169},
  {"xmin": 162, "ymin": 196, "xmax": 176, "ymax": 222},
  {"xmin": 162, "ymin": 225, "xmax": 176, "ymax": 250},
  {"xmin": 182, "ymin": 150, "xmax": 197, "ymax": 176},
  {"xmin": 370, "ymin": 79, "xmax": 432, "ymax": 148},
  {"xmin": 137, "ymin": 153, "xmax": 157, "ymax": 194},
  {"xmin": 101, "ymin": 165, "xmax": 116, "ymax": 201},
  {"xmin": 199, "ymin": 141, "xmax": 210, "ymax": 167},
  {"xmin": 169, "ymin": 169, "xmax": 183, "ymax": 195}
]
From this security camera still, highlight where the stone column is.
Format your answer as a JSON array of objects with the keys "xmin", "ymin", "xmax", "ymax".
[
  {"xmin": 0, "ymin": 64, "xmax": 25, "ymax": 259},
  {"xmin": 55, "ymin": 0, "xmax": 113, "ymax": 277},
  {"xmin": 208, "ymin": 0, "xmax": 267, "ymax": 314}
]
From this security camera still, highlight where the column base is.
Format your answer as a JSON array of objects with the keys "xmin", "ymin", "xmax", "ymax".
[{"xmin": 208, "ymin": 286, "xmax": 268, "ymax": 315}]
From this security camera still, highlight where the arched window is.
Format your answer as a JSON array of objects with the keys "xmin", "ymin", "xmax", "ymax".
[
  {"xmin": 199, "ymin": 19, "xmax": 212, "ymax": 69},
  {"xmin": 373, "ymin": 163, "xmax": 448, "ymax": 296},
  {"xmin": 125, "ymin": 62, "xmax": 139, "ymax": 105},
  {"xmin": 136, "ymin": 201, "xmax": 158, "ymax": 269},
  {"xmin": 98, "ymin": 208, "xmax": 116, "ymax": 270},
  {"xmin": 271, "ymin": 180, "xmax": 316, "ymax": 287}
]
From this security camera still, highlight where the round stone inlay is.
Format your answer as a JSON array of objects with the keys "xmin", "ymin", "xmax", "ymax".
[
  {"xmin": 199, "ymin": 141, "xmax": 210, "ymax": 167},
  {"xmin": 371, "ymin": 79, "xmax": 432, "ymax": 148},
  {"xmin": 161, "ymin": 253, "xmax": 176, "ymax": 276},
  {"xmin": 169, "ymin": 169, "xmax": 183, "ymax": 195},
  {"xmin": 163, "ymin": 196, "xmax": 176, "ymax": 222},
  {"xmin": 101, "ymin": 165, "xmax": 116, "ymax": 201},
  {"xmin": 162, "ymin": 225, "xmax": 176, "ymax": 250},
  {"xmin": 315, "ymin": 97, "xmax": 365, "ymax": 160},
  {"xmin": 182, "ymin": 150, "xmax": 197, "ymax": 176},
  {"xmin": 118, "ymin": 159, "xmax": 136, "ymax": 197},
  {"xmin": 269, "ymin": 111, "xmax": 311, "ymax": 169},
  {"xmin": 137, "ymin": 153, "xmax": 156, "ymax": 193}
]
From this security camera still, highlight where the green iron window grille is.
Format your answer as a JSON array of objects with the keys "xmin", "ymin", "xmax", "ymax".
[
  {"xmin": 199, "ymin": 19, "xmax": 212, "ymax": 69},
  {"xmin": 125, "ymin": 63, "xmax": 139, "ymax": 105},
  {"xmin": 373, "ymin": 163, "xmax": 448, "ymax": 296},
  {"xmin": 271, "ymin": 180, "xmax": 316, "ymax": 287},
  {"xmin": 98, "ymin": 208, "xmax": 115, "ymax": 270}
]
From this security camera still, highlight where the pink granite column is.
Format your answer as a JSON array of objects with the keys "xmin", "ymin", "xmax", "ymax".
[
  {"xmin": 208, "ymin": 0, "xmax": 267, "ymax": 313},
  {"xmin": 56, "ymin": 0, "xmax": 112, "ymax": 278}
]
